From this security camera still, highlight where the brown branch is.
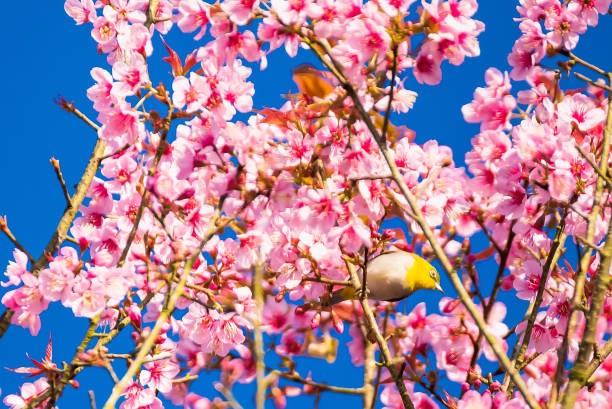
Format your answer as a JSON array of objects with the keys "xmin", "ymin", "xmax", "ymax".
[
  {"xmin": 0, "ymin": 135, "xmax": 106, "ymax": 338},
  {"xmin": 575, "ymin": 144, "xmax": 612, "ymax": 186},
  {"xmin": 574, "ymin": 72, "xmax": 612, "ymax": 93},
  {"xmin": 561, "ymin": 218, "xmax": 612, "ymax": 407},
  {"xmin": 363, "ymin": 331, "xmax": 377, "ymax": 409},
  {"xmin": 508, "ymin": 211, "xmax": 567, "ymax": 394},
  {"xmin": 586, "ymin": 338, "xmax": 612, "ymax": 381},
  {"xmin": 467, "ymin": 227, "xmax": 516, "ymax": 382},
  {"xmin": 118, "ymin": 92, "xmax": 173, "ymax": 266},
  {"xmin": 253, "ymin": 262, "xmax": 267, "ymax": 409},
  {"xmin": 50, "ymin": 158, "xmax": 72, "ymax": 206},
  {"xmin": 270, "ymin": 369, "xmax": 365, "ymax": 395},
  {"xmin": 370, "ymin": 307, "xmax": 392, "ymax": 409},
  {"xmin": 303, "ymin": 34, "xmax": 541, "ymax": 409},
  {"xmin": 557, "ymin": 73, "xmax": 612, "ymax": 408},
  {"xmin": 24, "ymin": 286, "xmax": 163, "ymax": 409},
  {"xmin": 0, "ymin": 216, "xmax": 36, "ymax": 263},
  {"xmin": 560, "ymin": 50, "xmax": 607, "ymax": 77},
  {"xmin": 102, "ymin": 204, "xmax": 225, "ymax": 409},
  {"xmin": 344, "ymin": 259, "xmax": 415, "ymax": 409},
  {"xmin": 56, "ymin": 97, "xmax": 100, "ymax": 131}
]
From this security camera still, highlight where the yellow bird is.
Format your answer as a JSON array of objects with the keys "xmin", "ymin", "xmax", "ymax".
[{"xmin": 327, "ymin": 251, "xmax": 443, "ymax": 306}]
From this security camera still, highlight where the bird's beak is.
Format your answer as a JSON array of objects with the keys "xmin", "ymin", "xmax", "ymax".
[{"xmin": 435, "ymin": 282, "xmax": 444, "ymax": 294}]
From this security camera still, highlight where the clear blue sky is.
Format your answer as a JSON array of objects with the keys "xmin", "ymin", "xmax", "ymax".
[{"xmin": 0, "ymin": 2, "xmax": 610, "ymax": 408}]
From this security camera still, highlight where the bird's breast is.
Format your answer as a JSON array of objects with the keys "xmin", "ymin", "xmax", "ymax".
[{"xmin": 359, "ymin": 253, "xmax": 414, "ymax": 301}]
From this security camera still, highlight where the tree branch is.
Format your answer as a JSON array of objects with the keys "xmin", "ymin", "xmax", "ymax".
[
  {"xmin": 558, "ymin": 72, "xmax": 612, "ymax": 408},
  {"xmin": 0, "ymin": 135, "xmax": 106, "ymax": 338},
  {"xmin": 344, "ymin": 259, "xmax": 415, "ymax": 409},
  {"xmin": 253, "ymin": 262, "xmax": 267, "ymax": 409},
  {"xmin": 102, "ymin": 206, "xmax": 225, "ymax": 409},
  {"xmin": 305, "ymin": 35, "xmax": 542, "ymax": 409}
]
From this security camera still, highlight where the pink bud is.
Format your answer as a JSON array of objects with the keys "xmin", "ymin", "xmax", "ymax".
[
  {"xmin": 78, "ymin": 237, "xmax": 89, "ymax": 252},
  {"xmin": 310, "ymin": 312, "xmax": 321, "ymax": 329},
  {"xmin": 331, "ymin": 311, "xmax": 344, "ymax": 333},
  {"xmin": 294, "ymin": 305, "xmax": 308, "ymax": 315},
  {"xmin": 501, "ymin": 274, "xmax": 514, "ymax": 290},
  {"xmin": 442, "ymin": 298, "xmax": 461, "ymax": 313},
  {"xmin": 128, "ymin": 304, "xmax": 142, "ymax": 329}
]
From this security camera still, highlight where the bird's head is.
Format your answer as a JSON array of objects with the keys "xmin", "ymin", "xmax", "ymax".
[{"xmin": 407, "ymin": 254, "xmax": 444, "ymax": 294}]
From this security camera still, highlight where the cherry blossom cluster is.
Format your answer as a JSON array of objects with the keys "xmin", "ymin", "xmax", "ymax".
[
  {"xmin": 458, "ymin": 1, "xmax": 612, "ymax": 407},
  {"xmin": 509, "ymin": 0, "xmax": 612, "ymax": 81},
  {"xmin": 2, "ymin": 0, "xmax": 612, "ymax": 408}
]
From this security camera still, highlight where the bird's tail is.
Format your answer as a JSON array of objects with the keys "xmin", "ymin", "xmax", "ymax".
[{"xmin": 325, "ymin": 287, "xmax": 357, "ymax": 306}]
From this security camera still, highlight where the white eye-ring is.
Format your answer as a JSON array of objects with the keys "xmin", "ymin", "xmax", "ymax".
[{"xmin": 429, "ymin": 269, "xmax": 437, "ymax": 279}]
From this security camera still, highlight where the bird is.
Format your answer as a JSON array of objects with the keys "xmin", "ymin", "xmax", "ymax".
[{"xmin": 326, "ymin": 251, "xmax": 443, "ymax": 306}]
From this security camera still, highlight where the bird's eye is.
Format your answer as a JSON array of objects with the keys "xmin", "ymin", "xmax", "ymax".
[{"xmin": 429, "ymin": 269, "xmax": 437, "ymax": 279}]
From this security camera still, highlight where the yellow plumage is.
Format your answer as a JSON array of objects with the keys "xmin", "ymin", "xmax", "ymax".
[{"xmin": 327, "ymin": 251, "xmax": 443, "ymax": 306}]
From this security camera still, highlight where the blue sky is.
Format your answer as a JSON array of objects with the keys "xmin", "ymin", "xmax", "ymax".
[{"xmin": 1, "ymin": 2, "xmax": 611, "ymax": 408}]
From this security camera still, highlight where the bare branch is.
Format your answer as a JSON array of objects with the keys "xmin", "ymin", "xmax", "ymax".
[
  {"xmin": 0, "ymin": 216, "xmax": 36, "ymax": 263},
  {"xmin": 270, "ymin": 369, "xmax": 365, "ymax": 395},
  {"xmin": 0, "ymin": 135, "xmax": 106, "ymax": 338},
  {"xmin": 50, "ymin": 158, "xmax": 72, "ymax": 206},
  {"xmin": 344, "ymin": 259, "xmax": 415, "ymax": 409},
  {"xmin": 56, "ymin": 97, "xmax": 100, "ymax": 131}
]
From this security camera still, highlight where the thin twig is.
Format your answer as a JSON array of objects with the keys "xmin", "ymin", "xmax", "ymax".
[
  {"xmin": 214, "ymin": 382, "xmax": 244, "ymax": 409},
  {"xmin": 586, "ymin": 338, "xmax": 612, "ymax": 381},
  {"xmin": 380, "ymin": 44, "xmax": 399, "ymax": 144},
  {"xmin": 575, "ymin": 144, "xmax": 612, "ymax": 186},
  {"xmin": 50, "ymin": 158, "xmax": 72, "ymax": 206},
  {"xmin": 0, "ymin": 216, "xmax": 36, "ymax": 263},
  {"xmin": 56, "ymin": 97, "xmax": 100, "ymax": 131},
  {"xmin": 270, "ymin": 369, "xmax": 364, "ymax": 395},
  {"xmin": 508, "ymin": 211, "xmax": 567, "ymax": 393},
  {"xmin": 25, "ymin": 316, "xmax": 101, "ymax": 409},
  {"xmin": 118, "ymin": 91, "xmax": 173, "ymax": 266},
  {"xmin": 102, "ymin": 206, "xmax": 225, "ymax": 409},
  {"xmin": 560, "ymin": 50, "xmax": 608, "ymax": 77},
  {"xmin": 349, "ymin": 174, "xmax": 393, "ymax": 182},
  {"xmin": 574, "ymin": 72, "xmax": 612, "ymax": 93},
  {"xmin": 89, "ymin": 390, "xmax": 97, "ymax": 409},
  {"xmin": 467, "ymin": 228, "xmax": 515, "ymax": 383}
]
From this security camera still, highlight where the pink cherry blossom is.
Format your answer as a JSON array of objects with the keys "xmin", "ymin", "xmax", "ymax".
[
  {"xmin": 2, "ymin": 249, "xmax": 29, "ymax": 287},
  {"xmin": 139, "ymin": 354, "xmax": 180, "ymax": 394},
  {"xmin": 65, "ymin": 0, "xmax": 97, "ymax": 24},
  {"xmin": 3, "ymin": 378, "xmax": 51, "ymax": 409},
  {"xmin": 177, "ymin": 0, "xmax": 210, "ymax": 40},
  {"xmin": 7, "ymin": 0, "xmax": 612, "ymax": 407},
  {"xmin": 456, "ymin": 390, "xmax": 492, "ymax": 409}
]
